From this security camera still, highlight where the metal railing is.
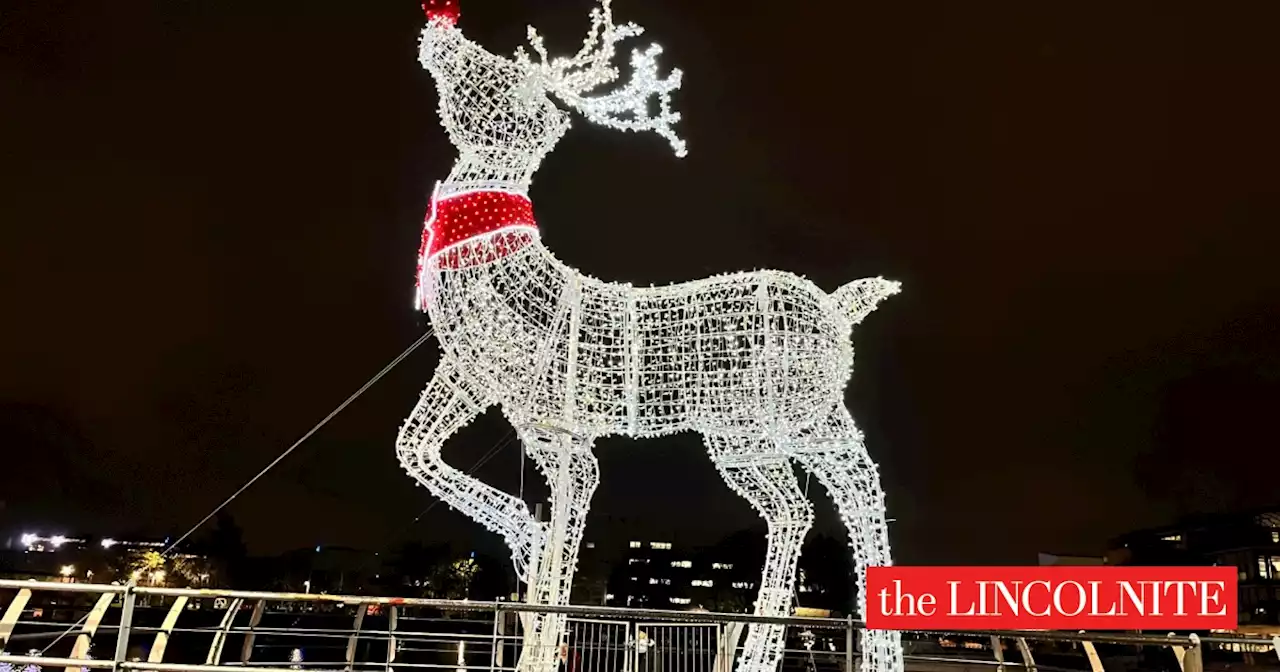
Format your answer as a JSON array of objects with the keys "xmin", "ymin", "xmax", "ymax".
[{"xmin": 1, "ymin": 580, "xmax": 1278, "ymax": 672}]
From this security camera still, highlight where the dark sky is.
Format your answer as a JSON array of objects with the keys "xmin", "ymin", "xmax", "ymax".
[{"xmin": 2, "ymin": 0, "xmax": 1278, "ymax": 566}]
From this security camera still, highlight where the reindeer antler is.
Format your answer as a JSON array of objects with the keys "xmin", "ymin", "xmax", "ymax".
[{"xmin": 516, "ymin": 0, "xmax": 687, "ymax": 157}]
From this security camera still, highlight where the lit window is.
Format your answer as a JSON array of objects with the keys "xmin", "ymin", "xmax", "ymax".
[
  {"xmin": 669, "ymin": 597, "xmax": 691, "ymax": 605},
  {"xmin": 605, "ymin": 594, "xmax": 614, "ymax": 600},
  {"xmin": 732, "ymin": 581, "xmax": 754, "ymax": 590},
  {"xmin": 1161, "ymin": 534, "xmax": 1182, "ymax": 543},
  {"xmin": 630, "ymin": 541, "xmax": 642, "ymax": 549},
  {"xmin": 651, "ymin": 542, "xmax": 672, "ymax": 550},
  {"xmin": 1258, "ymin": 557, "xmax": 1275, "ymax": 579},
  {"xmin": 586, "ymin": 542, "xmax": 596, "ymax": 549},
  {"xmin": 629, "ymin": 558, "xmax": 649, "ymax": 565},
  {"xmin": 712, "ymin": 563, "xmax": 734, "ymax": 570},
  {"xmin": 630, "ymin": 577, "xmax": 638, "ymax": 581},
  {"xmin": 1273, "ymin": 531, "xmax": 1279, "ymax": 544},
  {"xmin": 671, "ymin": 560, "xmax": 692, "ymax": 568},
  {"xmin": 691, "ymin": 579, "xmax": 713, "ymax": 588},
  {"xmin": 661, "ymin": 578, "xmax": 671, "ymax": 585},
  {"xmin": 649, "ymin": 578, "xmax": 659, "ymax": 585}
]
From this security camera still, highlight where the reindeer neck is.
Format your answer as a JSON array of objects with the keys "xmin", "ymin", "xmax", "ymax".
[
  {"xmin": 442, "ymin": 155, "xmax": 540, "ymax": 196},
  {"xmin": 414, "ymin": 179, "xmax": 541, "ymax": 289}
]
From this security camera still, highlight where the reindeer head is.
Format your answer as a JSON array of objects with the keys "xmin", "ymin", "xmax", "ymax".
[{"xmin": 419, "ymin": 0, "xmax": 686, "ymax": 187}]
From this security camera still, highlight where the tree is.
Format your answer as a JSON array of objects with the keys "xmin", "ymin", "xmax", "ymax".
[
  {"xmin": 427, "ymin": 558, "xmax": 479, "ymax": 600},
  {"xmin": 205, "ymin": 512, "xmax": 247, "ymax": 586}
]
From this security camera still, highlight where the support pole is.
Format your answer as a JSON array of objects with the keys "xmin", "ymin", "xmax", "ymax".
[
  {"xmin": 489, "ymin": 606, "xmax": 500, "ymax": 672},
  {"xmin": 845, "ymin": 617, "xmax": 855, "ymax": 672}
]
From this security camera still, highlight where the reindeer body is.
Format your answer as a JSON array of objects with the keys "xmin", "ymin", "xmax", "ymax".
[
  {"xmin": 398, "ymin": 5, "xmax": 904, "ymax": 672},
  {"xmin": 425, "ymin": 239, "xmax": 869, "ymax": 439}
]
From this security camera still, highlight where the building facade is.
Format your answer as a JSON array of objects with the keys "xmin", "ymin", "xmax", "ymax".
[{"xmin": 1108, "ymin": 508, "xmax": 1280, "ymax": 626}]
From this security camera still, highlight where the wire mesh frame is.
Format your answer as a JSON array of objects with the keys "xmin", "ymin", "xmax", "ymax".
[{"xmin": 399, "ymin": 2, "xmax": 906, "ymax": 672}]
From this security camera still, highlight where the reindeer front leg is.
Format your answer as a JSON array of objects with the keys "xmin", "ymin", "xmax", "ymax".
[
  {"xmin": 396, "ymin": 358, "xmax": 544, "ymax": 577},
  {"xmin": 511, "ymin": 423, "xmax": 600, "ymax": 672}
]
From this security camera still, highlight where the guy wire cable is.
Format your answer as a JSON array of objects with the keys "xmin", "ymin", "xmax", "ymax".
[
  {"xmin": 162, "ymin": 328, "xmax": 435, "ymax": 557},
  {"xmin": 39, "ymin": 328, "xmax": 436, "ymax": 655}
]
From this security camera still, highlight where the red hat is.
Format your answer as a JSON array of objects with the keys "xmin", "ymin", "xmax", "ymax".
[{"xmin": 423, "ymin": 0, "xmax": 460, "ymax": 26}]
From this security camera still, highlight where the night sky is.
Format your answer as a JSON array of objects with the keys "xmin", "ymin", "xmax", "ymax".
[{"xmin": 2, "ymin": 0, "xmax": 1278, "ymax": 566}]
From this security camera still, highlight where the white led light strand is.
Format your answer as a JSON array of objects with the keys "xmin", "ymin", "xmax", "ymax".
[{"xmin": 398, "ymin": 3, "xmax": 902, "ymax": 672}]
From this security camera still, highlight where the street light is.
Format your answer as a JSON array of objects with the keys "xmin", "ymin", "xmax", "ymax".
[{"xmin": 59, "ymin": 565, "xmax": 75, "ymax": 577}]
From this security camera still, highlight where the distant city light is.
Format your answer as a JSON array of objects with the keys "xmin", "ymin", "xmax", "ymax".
[
  {"xmin": 50, "ymin": 536, "xmax": 67, "ymax": 548},
  {"xmin": 59, "ymin": 565, "xmax": 75, "ymax": 577},
  {"xmin": 20, "ymin": 533, "xmax": 37, "ymax": 547},
  {"xmin": 101, "ymin": 538, "xmax": 118, "ymax": 549}
]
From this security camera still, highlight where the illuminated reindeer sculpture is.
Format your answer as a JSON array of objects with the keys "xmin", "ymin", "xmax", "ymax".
[{"xmin": 397, "ymin": 2, "xmax": 903, "ymax": 671}]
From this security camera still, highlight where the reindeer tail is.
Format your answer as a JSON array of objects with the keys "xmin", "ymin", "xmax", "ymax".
[{"xmin": 831, "ymin": 276, "xmax": 902, "ymax": 326}]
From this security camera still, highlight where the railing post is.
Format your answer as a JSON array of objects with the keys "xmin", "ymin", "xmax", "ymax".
[
  {"xmin": 386, "ymin": 605, "xmax": 399, "ymax": 672},
  {"xmin": 112, "ymin": 586, "xmax": 136, "ymax": 670},
  {"xmin": 1077, "ymin": 633, "xmax": 1104, "ymax": 672},
  {"xmin": 990, "ymin": 636, "xmax": 1005, "ymax": 672},
  {"xmin": 147, "ymin": 596, "xmax": 188, "ymax": 663},
  {"xmin": 345, "ymin": 604, "xmax": 366, "ymax": 672},
  {"xmin": 845, "ymin": 616, "xmax": 854, "ymax": 672},
  {"xmin": 1015, "ymin": 637, "xmax": 1037, "ymax": 672},
  {"xmin": 1174, "ymin": 634, "xmax": 1203, "ymax": 672},
  {"xmin": 490, "ymin": 606, "xmax": 500, "ymax": 672},
  {"xmin": 240, "ymin": 599, "xmax": 266, "ymax": 664},
  {"xmin": 0, "ymin": 589, "xmax": 33, "ymax": 651},
  {"xmin": 67, "ymin": 590, "xmax": 116, "ymax": 672},
  {"xmin": 205, "ymin": 598, "xmax": 243, "ymax": 665}
]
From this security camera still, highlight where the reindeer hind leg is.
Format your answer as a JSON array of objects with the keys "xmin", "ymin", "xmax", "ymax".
[
  {"xmin": 705, "ymin": 434, "xmax": 813, "ymax": 672},
  {"xmin": 793, "ymin": 409, "xmax": 903, "ymax": 672}
]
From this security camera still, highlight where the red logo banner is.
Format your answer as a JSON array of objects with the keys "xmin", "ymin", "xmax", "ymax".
[{"xmin": 866, "ymin": 566, "xmax": 1237, "ymax": 630}]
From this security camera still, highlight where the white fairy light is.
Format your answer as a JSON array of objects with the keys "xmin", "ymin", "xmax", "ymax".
[{"xmin": 400, "ymin": 3, "xmax": 902, "ymax": 672}]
